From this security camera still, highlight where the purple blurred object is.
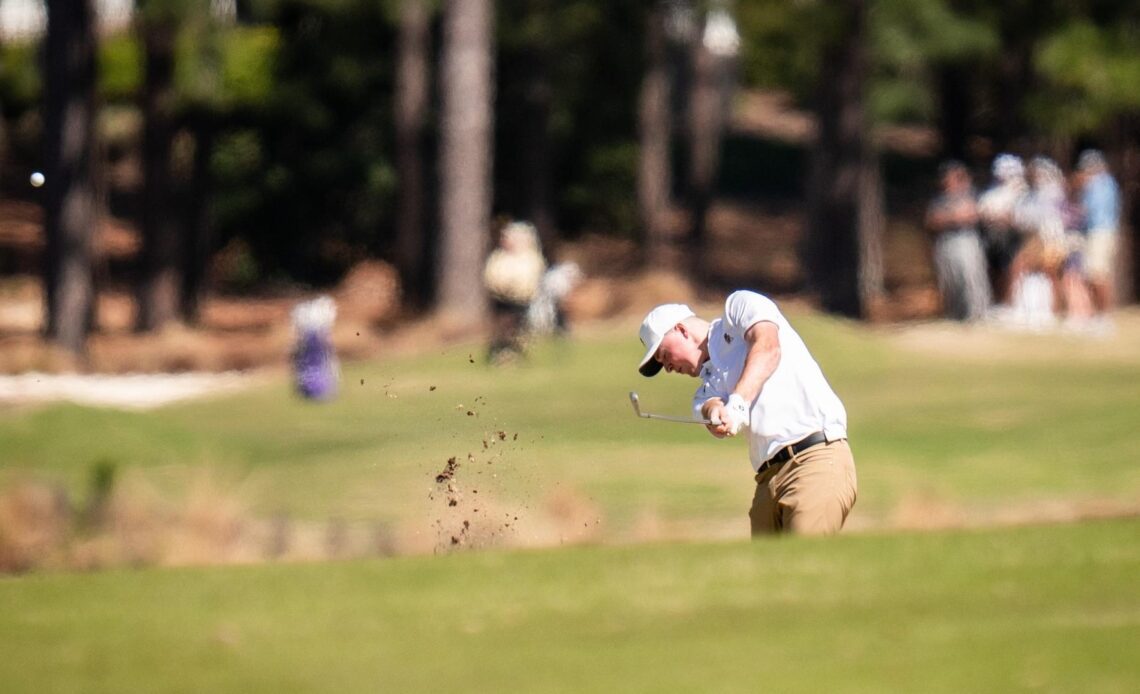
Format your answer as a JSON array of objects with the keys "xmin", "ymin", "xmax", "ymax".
[
  {"xmin": 294, "ymin": 330, "xmax": 338, "ymax": 400},
  {"xmin": 291, "ymin": 296, "xmax": 339, "ymax": 401}
]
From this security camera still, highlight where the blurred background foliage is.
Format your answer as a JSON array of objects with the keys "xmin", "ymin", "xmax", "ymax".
[{"xmin": 0, "ymin": 0, "xmax": 1137, "ymax": 289}]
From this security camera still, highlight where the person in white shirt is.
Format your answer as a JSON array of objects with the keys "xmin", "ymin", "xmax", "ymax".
[
  {"xmin": 978, "ymin": 153, "xmax": 1029, "ymax": 304},
  {"xmin": 636, "ymin": 291, "xmax": 857, "ymax": 535},
  {"xmin": 483, "ymin": 221, "xmax": 546, "ymax": 363}
]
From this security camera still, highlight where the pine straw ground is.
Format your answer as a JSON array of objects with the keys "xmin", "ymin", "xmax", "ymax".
[{"xmin": 0, "ymin": 191, "xmax": 941, "ymax": 375}]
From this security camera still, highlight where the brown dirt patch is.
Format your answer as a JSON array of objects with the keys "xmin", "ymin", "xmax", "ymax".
[
  {"xmin": 880, "ymin": 307, "xmax": 1140, "ymax": 366},
  {"xmin": 732, "ymin": 89, "xmax": 938, "ymax": 157},
  {"xmin": 873, "ymin": 493, "xmax": 1140, "ymax": 533}
]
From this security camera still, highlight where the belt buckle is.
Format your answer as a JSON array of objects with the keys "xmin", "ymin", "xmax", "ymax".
[{"xmin": 762, "ymin": 447, "xmax": 789, "ymax": 473}]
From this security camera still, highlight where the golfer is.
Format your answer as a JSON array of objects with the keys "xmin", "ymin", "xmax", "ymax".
[{"xmin": 636, "ymin": 291, "xmax": 857, "ymax": 535}]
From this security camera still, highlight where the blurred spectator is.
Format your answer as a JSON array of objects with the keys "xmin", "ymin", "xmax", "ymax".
[
  {"xmin": 1018, "ymin": 156, "xmax": 1068, "ymax": 271},
  {"xmin": 291, "ymin": 296, "xmax": 339, "ymax": 400},
  {"xmin": 1077, "ymin": 149, "xmax": 1121, "ymax": 329},
  {"xmin": 924, "ymin": 160, "xmax": 990, "ymax": 321},
  {"xmin": 526, "ymin": 261, "xmax": 583, "ymax": 337},
  {"xmin": 1059, "ymin": 169, "xmax": 1094, "ymax": 324},
  {"xmin": 483, "ymin": 221, "xmax": 546, "ymax": 363},
  {"xmin": 1005, "ymin": 156, "xmax": 1066, "ymax": 328},
  {"xmin": 977, "ymin": 153, "xmax": 1029, "ymax": 304}
]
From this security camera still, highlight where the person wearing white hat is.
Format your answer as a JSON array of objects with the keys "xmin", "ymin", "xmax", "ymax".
[
  {"xmin": 636, "ymin": 291, "xmax": 856, "ymax": 535},
  {"xmin": 978, "ymin": 153, "xmax": 1029, "ymax": 304}
]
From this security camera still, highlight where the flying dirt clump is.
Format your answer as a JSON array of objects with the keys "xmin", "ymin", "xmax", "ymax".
[
  {"xmin": 429, "ymin": 427, "xmax": 520, "ymax": 550},
  {"xmin": 433, "ymin": 455, "xmax": 467, "ymax": 514},
  {"xmin": 435, "ymin": 456, "xmax": 459, "ymax": 483}
]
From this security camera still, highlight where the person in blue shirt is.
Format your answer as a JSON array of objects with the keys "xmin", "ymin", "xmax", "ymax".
[{"xmin": 1077, "ymin": 150, "xmax": 1121, "ymax": 324}]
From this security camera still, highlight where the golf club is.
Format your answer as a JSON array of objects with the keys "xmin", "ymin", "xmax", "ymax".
[{"xmin": 629, "ymin": 391, "xmax": 720, "ymax": 425}]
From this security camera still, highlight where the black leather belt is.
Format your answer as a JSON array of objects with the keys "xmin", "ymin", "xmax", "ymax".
[{"xmin": 757, "ymin": 432, "xmax": 828, "ymax": 474}]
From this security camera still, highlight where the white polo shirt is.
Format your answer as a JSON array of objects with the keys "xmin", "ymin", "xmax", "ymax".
[{"xmin": 692, "ymin": 291, "xmax": 848, "ymax": 471}]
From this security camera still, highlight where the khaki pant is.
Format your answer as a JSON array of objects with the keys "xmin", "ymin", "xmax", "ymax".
[
  {"xmin": 1084, "ymin": 231, "xmax": 1117, "ymax": 282},
  {"xmin": 749, "ymin": 439, "xmax": 857, "ymax": 536}
]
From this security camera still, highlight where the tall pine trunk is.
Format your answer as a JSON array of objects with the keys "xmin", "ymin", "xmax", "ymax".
[
  {"xmin": 0, "ymin": 95, "xmax": 8, "ymax": 181},
  {"xmin": 180, "ymin": 119, "xmax": 215, "ymax": 324},
  {"xmin": 519, "ymin": 27, "xmax": 555, "ymax": 257},
  {"xmin": 637, "ymin": 1, "xmax": 673, "ymax": 268},
  {"xmin": 803, "ymin": 0, "xmax": 883, "ymax": 318},
  {"xmin": 994, "ymin": 25, "xmax": 1033, "ymax": 153},
  {"xmin": 394, "ymin": 0, "xmax": 431, "ymax": 305},
  {"xmin": 43, "ymin": 0, "xmax": 98, "ymax": 355},
  {"xmin": 436, "ymin": 0, "xmax": 493, "ymax": 324},
  {"xmin": 684, "ymin": 30, "xmax": 731, "ymax": 279},
  {"xmin": 858, "ymin": 147, "xmax": 886, "ymax": 317},
  {"xmin": 135, "ymin": 16, "xmax": 180, "ymax": 331},
  {"xmin": 937, "ymin": 65, "xmax": 970, "ymax": 161},
  {"xmin": 1116, "ymin": 117, "xmax": 1139, "ymax": 303}
]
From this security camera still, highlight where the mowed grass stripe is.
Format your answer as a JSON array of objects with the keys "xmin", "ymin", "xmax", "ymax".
[
  {"xmin": 2, "ymin": 313, "xmax": 1139, "ymax": 527},
  {"xmin": 2, "ymin": 518, "xmax": 1137, "ymax": 693}
]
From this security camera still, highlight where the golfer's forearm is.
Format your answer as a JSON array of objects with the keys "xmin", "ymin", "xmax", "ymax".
[
  {"xmin": 732, "ymin": 323, "xmax": 780, "ymax": 402},
  {"xmin": 733, "ymin": 347, "xmax": 778, "ymax": 401}
]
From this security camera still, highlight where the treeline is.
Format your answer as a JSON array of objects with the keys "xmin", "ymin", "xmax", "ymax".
[{"xmin": 1, "ymin": 0, "xmax": 1138, "ymax": 355}]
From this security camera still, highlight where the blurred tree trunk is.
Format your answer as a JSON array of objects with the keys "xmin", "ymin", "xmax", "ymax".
[
  {"xmin": 1115, "ymin": 117, "xmax": 1139, "ymax": 303},
  {"xmin": 135, "ymin": 15, "xmax": 180, "ymax": 331},
  {"xmin": 937, "ymin": 65, "xmax": 970, "ymax": 161},
  {"xmin": 177, "ymin": 2, "xmax": 232, "ymax": 325},
  {"xmin": 180, "ymin": 119, "xmax": 215, "ymax": 324},
  {"xmin": 0, "ymin": 95, "xmax": 7, "ymax": 181},
  {"xmin": 994, "ymin": 25, "xmax": 1033, "ymax": 152},
  {"xmin": 684, "ymin": 17, "xmax": 734, "ymax": 280},
  {"xmin": 42, "ymin": 0, "xmax": 98, "ymax": 355},
  {"xmin": 637, "ymin": 1, "xmax": 672, "ymax": 268},
  {"xmin": 858, "ymin": 147, "xmax": 886, "ymax": 317},
  {"xmin": 394, "ymin": 0, "xmax": 431, "ymax": 305},
  {"xmin": 803, "ymin": 0, "xmax": 883, "ymax": 318},
  {"xmin": 436, "ymin": 0, "xmax": 493, "ymax": 323},
  {"xmin": 519, "ymin": 15, "xmax": 556, "ymax": 257}
]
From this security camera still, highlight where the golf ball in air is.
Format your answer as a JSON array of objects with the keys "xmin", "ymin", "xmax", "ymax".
[{"xmin": 30, "ymin": 172, "xmax": 45, "ymax": 187}]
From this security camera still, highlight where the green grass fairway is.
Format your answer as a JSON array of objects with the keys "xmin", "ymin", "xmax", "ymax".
[
  {"xmin": 3, "ymin": 311, "xmax": 1139, "ymax": 691},
  {"xmin": 2, "ymin": 518, "xmax": 1137, "ymax": 693},
  {"xmin": 3, "ymin": 310, "xmax": 1138, "ymax": 541}
]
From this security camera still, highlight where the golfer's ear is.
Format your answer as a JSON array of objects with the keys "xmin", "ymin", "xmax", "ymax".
[{"xmin": 675, "ymin": 322, "xmax": 687, "ymax": 337}]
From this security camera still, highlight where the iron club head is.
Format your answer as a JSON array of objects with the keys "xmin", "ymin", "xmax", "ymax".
[{"xmin": 629, "ymin": 391, "xmax": 646, "ymax": 418}]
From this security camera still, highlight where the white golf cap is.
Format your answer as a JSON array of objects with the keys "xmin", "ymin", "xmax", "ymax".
[
  {"xmin": 637, "ymin": 303, "xmax": 695, "ymax": 377},
  {"xmin": 992, "ymin": 153, "xmax": 1024, "ymax": 182}
]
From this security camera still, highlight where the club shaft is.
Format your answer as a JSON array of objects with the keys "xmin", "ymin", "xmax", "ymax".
[
  {"xmin": 629, "ymin": 391, "xmax": 719, "ymax": 425},
  {"xmin": 643, "ymin": 412, "xmax": 714, "ymax": 425}
]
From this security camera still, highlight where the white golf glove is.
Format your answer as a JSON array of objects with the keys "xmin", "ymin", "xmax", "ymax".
[{"xmin": 723, "ymin": 394, "xmax": 749, "ymax": 436}]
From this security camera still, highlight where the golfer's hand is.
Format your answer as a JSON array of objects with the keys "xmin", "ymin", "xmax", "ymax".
[
  {"xmin": 718, "ymin": 394, "xmax": 749, "ymax": 437},
  {"xmin": 703, "ymin": 400, "xmax": 736, "ymax": 439},
  {"xmin": 706, "ymin": 405, "xmax": 729, "ymax": 437}
]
